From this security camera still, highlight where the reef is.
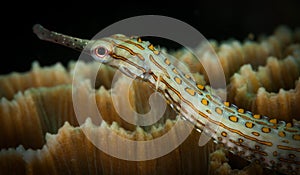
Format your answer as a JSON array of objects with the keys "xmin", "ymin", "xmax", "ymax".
[{"xmin": 0, "ymin": 26, "xmax": 299, "ymax": 175}]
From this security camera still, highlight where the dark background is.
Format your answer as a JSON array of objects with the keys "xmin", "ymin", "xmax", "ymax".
[{"xmin": 1, "ymin": 1, "xmax": 300, "ymax": 74}]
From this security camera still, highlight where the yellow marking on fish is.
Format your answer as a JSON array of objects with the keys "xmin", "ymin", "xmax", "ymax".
[
  {"xmin": 238, "ymin": 108, "xmax": 244, "ymax": 113},
  {"xmin": 164, "ymin": 58, "xmax": 171, "ymax": 65},
  {"xmin": 201, "ymin": 98, "xmax": 208, "ymax": 106},
  {"xmin": 148, "ymin": 44, "xmax": 155, "ymax": 51},
  {"xmin": 137, "ymin": 37, "xmax": 142, "ymax": 43},
  {"xmin": 147, "ymin": 44, "xmax": 160, "ymax": 54},
  {"xmin": 185, "ymin": 87, "xmax": 196, "ymax": 96},
  {"xmin": 224, "ymin": 102, "xmax": 230, "ymax": 108},
  {"xmin": 184, "ymin": 73, "xmax": 192, "ymax": 80},
  {"xmin": 215, "ymin": 107, "xmax": 223, "ymax": 115},
  {"xmin": 172, "ymin": 68, "xmax": 179, "ymax": 74},
  {"xmin": 278, "ymin": 131, "xmax": 286, "ymax": 137},
  {"xmin": 262, "ymin": 127, "xmax": 271, "ymax": 133},
  {"xmin": 221, "ymin": 131, "xmax": 227, "ymax": 137},
  {"xmin": 245, "ymin": 122, "xmax": 254, "ymax": 128},
  {"xmin": 229, "ymin": 115, "xmax": 238, "ymax": 122},
  {"xmin": 293, "ymin": 134, "xmax": 300, "ymax": 141},
  {"xmin": 174, "ymin": 77, "xmax": 182, "ymax": 84},
  {"xmin": 253, "ymin": 114, "xmax": 261, "ymax": 119},
  {"xmin": 197, "ymin": 84, "xmax": 205, "ymax": 90},
  {"xmin": 269, "ymin": 118, "xmax": 278, "ymax": 124}
]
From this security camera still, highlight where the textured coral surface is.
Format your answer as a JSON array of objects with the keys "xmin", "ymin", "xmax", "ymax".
[{"xmin": 0, "ymin": 26, "xmax": 299, "ymax": 175}]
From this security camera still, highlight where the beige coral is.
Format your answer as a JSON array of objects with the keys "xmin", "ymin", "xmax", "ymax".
[
  {"xmin": 0, "ymin": 63, "xmax": 212, "ymax": 174},
  {"xmin": 0, "ymin": 26, "xmax": 300, "ymax": 175},
  {"xmin": 228, "ymin": 54, "xmax": 300, "ymax": 121}
]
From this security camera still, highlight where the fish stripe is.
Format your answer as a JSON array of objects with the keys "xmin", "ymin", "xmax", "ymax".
[
  {"xmin": 149, "ymin": 55, "xmax": 170, "ymax": 78},
  {"xmin": 109, "ymin": 53, "xmax": 147, "ymax": 73},
  {"xmin": 124, "ymin": 40, "xmax": 145, "ymax": 50}
]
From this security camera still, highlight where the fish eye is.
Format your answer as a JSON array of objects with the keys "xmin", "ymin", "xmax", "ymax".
[{"xmin": 95, "ymin": 46, "xmax": 107, "ymax": 58}]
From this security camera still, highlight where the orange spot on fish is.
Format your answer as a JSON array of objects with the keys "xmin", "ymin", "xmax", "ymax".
[
  {"xmin": 262, "ymin": 127, "xmax": 271, "ymax": 133},
  {"xmin": 253, "ymin": 114, "xmax": 261, "ymax": 119},
  {"xmin": 224, "ymin": 101, "xmax": 230, "ymax": 107},
  {"xmin": 286, "ymin": 123, "xmax": 293, "ymax": 128},
  {"xmin": 174, "ymin": 77, "xmax": 182, "ymax": 84},
  {"xmin": 229, "ymin": 115, "xmax": 238, "ymax": 122},
  {"xmin": 197, "ymin": 84, "xmax": 205, "ymax": 90},
  {"xmin": 245, "ymin": 122, "xmax": 254, "ymax": 128},
  {"xmin": 148, "ymin": 44, "xmax": 155, "ymax": 51},
  {"xmin": 293, "ymin": 134, "xmax": 300, "ymax": 141},
  {"xmin": 269, "ymin": 118, "xmax": 278, "ymax": 124},
  {"xmin": 215, "ymin": 107, "xmax": 223, "ymax": 115},
  {"xmin": 185, "ymin": 87, "xmax": 196, "ymax": 96},
  {"xmin": 201, "ymin": 98, "xmax": 208, "ymax": 106},
  {"xmin": 252, "ymin": 132, "xmax": 260, "ymax": 136},
  {"xmin": 221, "ymin": 131, "xmax": 227, "ymax": 137},
  {"xmin": 164, "ymin": 58, "xmax": 171, "ymax": 65},
  {"xmin": 238, "ymin": 108, "xmax": 244, "ymax": 113},
  {"xmin": 172, "ymin": 68, "xmax": 179, "ymax": 74},
  {"xmin": 278, "ymin": 131, "xmax": 286, "ymax": 137}
]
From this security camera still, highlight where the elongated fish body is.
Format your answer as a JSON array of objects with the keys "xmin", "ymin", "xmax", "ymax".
[{"xmin": 33, "ymin": 24, "xmax": 300, "ymax": 175}]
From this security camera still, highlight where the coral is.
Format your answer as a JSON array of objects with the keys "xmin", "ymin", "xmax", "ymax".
[
  {"xmin": 0, "ymin": 62, "xmax": 213, "ymax": 174},
  {"xmin": 0, "ymin": 26, "xmax": 300, "ymax": 175},
  {"xmin": 228, "ymin": 54, "xmax": 300, "ymax": 121}
]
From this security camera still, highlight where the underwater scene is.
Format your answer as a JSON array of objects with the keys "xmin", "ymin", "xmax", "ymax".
[{"xmin": 1, "ymin": 2, "xmax": 300, "ymax": 175}]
